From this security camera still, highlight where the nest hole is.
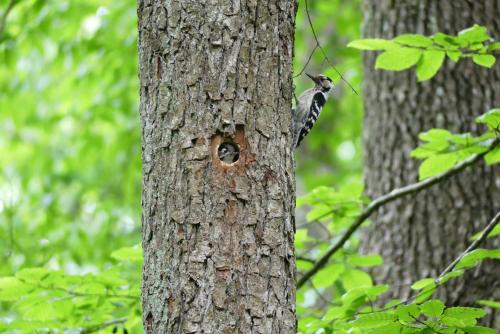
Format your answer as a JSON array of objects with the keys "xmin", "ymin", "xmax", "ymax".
[{"xmin": 217, "ymin": 141, "xmax": 240, "ymax": 164}]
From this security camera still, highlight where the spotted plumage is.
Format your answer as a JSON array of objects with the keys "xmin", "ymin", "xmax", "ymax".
[{"xmin": 292, "ymin": 73, "xmax": 333, "ymax": 148}]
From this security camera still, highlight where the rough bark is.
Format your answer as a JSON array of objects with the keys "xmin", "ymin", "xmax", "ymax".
[
  {"xmin": 361, "ymin": 0, "xmax": 500, "ymax": 326},
  {"xmin": 138, "ymin": 0, "xmax": 297, "ymax": 333}
]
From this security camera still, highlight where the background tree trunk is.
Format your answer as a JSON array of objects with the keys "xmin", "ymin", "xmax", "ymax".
[
  {"xmin": 138, "ymin": 0, "xmax": 297, "ymax": 333},
  {"xmin": 361, "ymin": 0, "xmax": 500, "ymax": 326}
]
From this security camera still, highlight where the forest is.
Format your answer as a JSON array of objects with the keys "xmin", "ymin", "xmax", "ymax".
[{"xmin": 0, "ymin": 0, "xmax": 499, "ymax": 333}]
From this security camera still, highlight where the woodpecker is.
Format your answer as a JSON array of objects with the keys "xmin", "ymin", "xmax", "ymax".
[{"xmin": 292, "ymin": 73, "xmax": 334, "ymax": 148}]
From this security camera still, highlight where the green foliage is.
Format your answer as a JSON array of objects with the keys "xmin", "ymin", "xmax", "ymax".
[
  {"xmin": 375, "ymin": 48, "xmax": 423, "ymax": 71},
  {"xmin": 295, "ymin": 109, "xmax": 499, "ymax": 333},
  {"xmin": 471, "ymin": 225, "xmax": 500, "ymax": 240},
  {"xmin": 348, "ymin": 25, "xmax": 500, "ymax": 80},
  {"xmin": 0, "ymin": 255, "xmax": 141, "ymax": 333},
  {"xmin": 0, "ymin": 0, "xmax": 499, "ymax": 333},
  {"xmin": 0, "ymin": 0, "xmax": 141, "ymax": 332},
  {"xmin": 410, "ymin": 109, "xmax": 500, "ymax": 180}
]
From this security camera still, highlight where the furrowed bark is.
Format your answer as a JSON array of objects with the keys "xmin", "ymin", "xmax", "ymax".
[{"xmin": 138, "ymin": 0, "xmax": 297, "ymax": 332}]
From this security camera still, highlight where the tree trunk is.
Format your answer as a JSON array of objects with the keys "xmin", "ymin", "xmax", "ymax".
[
  {"xmin": 138, "ymin": 0, "xmax": 297, "ymax": 333},
  {"xmin": 361, "ymin": 0, "xmax": 500, "ymax": 326}
]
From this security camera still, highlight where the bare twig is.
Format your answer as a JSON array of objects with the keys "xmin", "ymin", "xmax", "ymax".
[
  {"xmin": 0, "ymin": 0, "xmax": 17, "ymax": 40},
  {"xmin": 297, "ymin": 138, "xmax": 499, "ymax": 289},
  {"xmin": 293, "ymin": 44, "xmax": 319, "ymax": 79},
  {"xmin": 302, "ymin": 0, "xmax": 358, "ymax": 95},
  {"xmin": 81, "ymin": 317, "xmax": 128, "ymax": 333},
  {"xmin": 437, "ymin": 209, "xmax": 500, "ymax": 281}
]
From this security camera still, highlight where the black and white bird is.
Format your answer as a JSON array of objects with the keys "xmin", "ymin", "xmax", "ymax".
[{"xmin": 292, "ymin": 73, "xmax": 334, "ymax": 148}]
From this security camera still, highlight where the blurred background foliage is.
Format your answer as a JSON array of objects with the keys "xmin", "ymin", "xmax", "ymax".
[{"xmin": 0, "ymin": 0, "xmax": 363, "ymax": 331}]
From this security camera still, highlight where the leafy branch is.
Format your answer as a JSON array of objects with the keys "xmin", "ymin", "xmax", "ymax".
[
  {"xmin": 348, "ymin": 25, "xmax": 500, "ymax": 81},
  {"xmin": 438, "ymin": 210, "xmax": 500, "ymax": 282},
  {"xmin": 297, "ymin": 136, "xmax": 499, "ymax": 289}
]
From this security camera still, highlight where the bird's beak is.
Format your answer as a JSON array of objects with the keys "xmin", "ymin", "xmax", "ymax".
[{"xmin": 306, "ymin": 73, "xmax": 320, "ymax": 84}]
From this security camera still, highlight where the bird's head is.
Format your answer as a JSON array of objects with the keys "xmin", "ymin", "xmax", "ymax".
[{"xmin": 306, "ymin": 73, "xmax": 334, "ymax": 93}]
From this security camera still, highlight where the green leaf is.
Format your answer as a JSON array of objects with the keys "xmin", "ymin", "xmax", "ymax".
[
  {"xmin": 420, "ymin": 300, "xmax": 445, "ymax": 317},
  {"xmin": 472, "ymin": 54, "xmax": 496, "ymax": 68},
  {"xmin": 476, "ymin": 300, "xmax": 500, "ymax": 308},
  {"xmin": 323, "ymin": 306, "xmax": 345, "ymax": 321},
  {"xmin": 476, "ymin": 108, "xmax": 500, "ymax": 129},
  {"xmin": 470, "ymin": 224, "xmax": 500, "ymax": 241},
  {"xmin": 0, "ymin": 277, "xmax": 32, "ymax": 300},
  {"xmin": 418, "ymin": 129, "xmax": 453, "ymax": 142},
  {"xmin": 341, "ymin": 287, "xmax": 369, "ymax": 307},
  {"xmin": 16, "ymin": 268, "xmax": 51, "ymax": 284},
  {"xmin": 416, "ymin": 50, "xmax": 445, "ymax": 81},
  {"xmin": 444, "ymin": 306, "xmax": 486, "ymax": 319},
  {"xmin": 341, "ymin": 269, "xmax": 373, "ymax": 290},
  {"xmin": 312, "ymin": 263, "xmax": 345, "ymax": 288},
  {"xmin": 22, "ymin": 303, "xmax": 59, "ymax": 321},
  {"xmin": 463, "ymin": 326, "xmax": 497, "ymax": 334},
  {"xmin": 458, "ymin": 25, "xmax": 490, "ymax": 44},
  {"xmin": 485, "ymin": 147, "xmax": 500, "ymax": 165},
  {"xmin": 488, "ymin": 42, "xmax": 500, "ymax": 51},
  {"xmin": 415, "ymin": 286, "xmax": 436, "ymax": 304},
  {"xmin": 439, "ymin": 270, "xmax": 465, "ymax": 284},
  {"xmin": 111, "ymin": 245, "xmax": 143, "ymax": 263},
  {"xmin": 411, "ymin": 278, "xmax": 435, "ymax": 290},
  {"xmin": 366, "ymin": 285, "xmax": 389, "ymax": 299},
  {"xmin": 446, "ymin": 50, "xmax": 461, "ymax": 62},
  {"xmin": 418, "ymin": 153, "xmax": 460, "ymax": 180},
  {"xmin": 347, "ymin": 254, "xmax": 384, "ymax": 267},
  {"xmin": 396, "ymin": 304, "xmax": 420, "ymax": 323},
  {"xmin": 347, "ymin": 39, "xmax": 398, "ymax": 50},
  {"xmin": 375, "ymin": 48, "xmax": 423, "ymax": 71},
  {"xmin": 393, "ymin": 34, "xmax": 433, "ymax": 47},
  {"xmin": 351, "ymin": 312, "xmax": 397, "ymax": 328},
  {"xmin": 456, "ymin": 249, "xmax": 500, "ymax": 269},
  {"xmin": 364, "ymin": 322, "xmax": 401, "ymax": 334},
  {"xmin": 432, "ymin": 33, "xmax": 459, "ymax": 47}
]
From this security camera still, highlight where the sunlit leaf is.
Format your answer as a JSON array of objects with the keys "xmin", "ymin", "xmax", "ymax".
[
  {"xmin": 472, "ymin": 54, "xmax": 496, "ymax": 68},
  {"xmin": 457, "ymin": 25, "xmax": 489, "ymax": 43},
  {"xmin": 347, "ymin": 39, "xmax": 398, "ymax": 50},
  {"xmin": 393, "ymin": 34, "xmax": 433, "ymax": 47},
  {"xmin": 375, "ymin": 48, "xmax": 422, "ymax": 71},
  {"xmin": 420, "ymin": 299, "xmax": 445, "ymax": 317},
  {"xmin": 416, "ymin": 50, "xmax": 445, "ymax": 81}
]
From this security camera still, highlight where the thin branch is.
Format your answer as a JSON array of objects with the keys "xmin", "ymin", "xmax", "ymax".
[
  {"xmin": 296, "ymin": 256, "xmax": 316, "ymax": 263},
  {"xmin": 437, "ymin": 209, "xmax": 500, "ymax": 281},
  {"xmin": 0, "ymin": 0, "xmax": 17, "ymax": 40},
  {"xmin": 293, "ymin": 44, "xmax": 319, "ymax": 79},
  {"xmin": 81, "ymin": 317, "xmax": 128, "ymax": 334},
  {"xmin": 340, "ymin": 208, "xmax": 500, "ymax": 320},
  {"xmin": 303, "ymin": 0, "xmax": 358, "ymax": 95},
  {"xmin": 297, "ymin": 138, "xmax": 499, "ymax": 289}
]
